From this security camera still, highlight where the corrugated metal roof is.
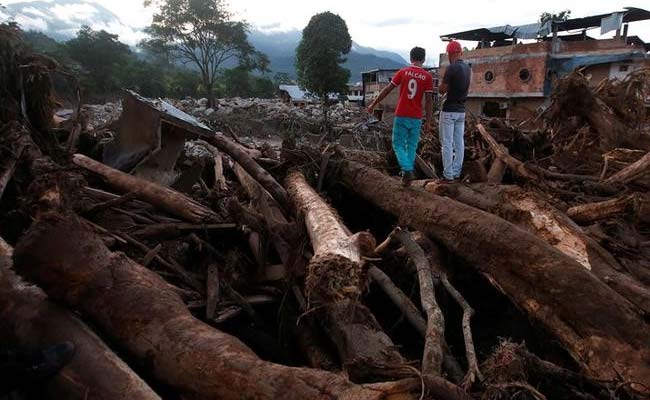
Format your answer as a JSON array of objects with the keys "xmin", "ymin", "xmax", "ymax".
[
  {"xmin": 278, "ymin": 84, "xmax": 309, "ymax": 101},
  {"xmin": 441, "ymin": 7, "xmax": 650, "ymax": 42}
]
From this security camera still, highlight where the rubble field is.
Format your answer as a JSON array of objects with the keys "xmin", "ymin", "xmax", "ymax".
[{"xmin": 2, "ymin": 24, "xmax": 650, "ymax": 400}]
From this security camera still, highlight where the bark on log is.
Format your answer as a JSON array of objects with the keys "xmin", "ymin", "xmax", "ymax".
[
  {"xmin": 476, "ymin": 124, "xmax": 539, "ymax": 182},
  {"xmin": 0, "ymin": 237, "xmax": 160, "ymax": 400},
  {"xmin": 368, "ymin": 265, "xmax": 465, "ymax": 383},
  {"xmin": 205, "ymin": 133, "xmax": 289, "ymax": 211},
  {"xmin": 416, "ymin": 182, "xmax": 650, "ymax": 316},
  {"xmin": 604, "ymin": 150, "xmax": 650, "ymax": 186},
  {"xmin": 73, "ymin": 154, "xmax": 216, "ymax": 223},
  {"xmin": 339, "ymin": 160, "xmax": 650, "ymax": 387},
  {"xmin": 195, "ymin": 140, "xmax": 228, "ymax": 192},
  {"xmin": 0, "ymin": 140, "xmax": 25, "ymax": 201},
  {"xmin": 285, "ymin": 170, "xmax": 406, "ymax": 381},
  {"xmin": 234, "ymin": 163, "xmax": 295, "ymax": 267},
  {"xmin": 394, "ymin": 229, "xmax": 444, "ymax": 376},
  {"xmin": 423, "ymin": 241, "xmax": 482, "ymax": 389},
  {"xmin": 13, "ymin": 215, "xmax": 413, "ymax": 400},
  {"xmin": 567, "ymin": 195, "xmax": 635, "ymax": 224},
  {"xmin": 486, "ymin": 158, "xmax": 507, "ymax": 184}
]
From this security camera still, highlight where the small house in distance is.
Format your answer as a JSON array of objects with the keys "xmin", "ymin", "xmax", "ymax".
[
  {"xmin": 278, "ymin": 84, "xmax": 314, "ymax": 107},
  {"xmin": 278, "ymin": 84, "xmax": 340, "ymax": 107},
  {"xmin": 347, "ymin": 83, "xmax": 363, "ymax": 106},
  {"xmin": 439, "ymin": 7, "xmax": 650, "ymax": 123},
  {"xmin": 362, "ymin": 68, "xmax": 439, "ymax": 123}
]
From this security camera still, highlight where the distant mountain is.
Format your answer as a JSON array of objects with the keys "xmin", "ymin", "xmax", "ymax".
[
  {"xmin": 248, "ymin": 30, "xmax": 407, "ymax": 82},
  {"xmin": 2, "ymin": 1, "xmax": 408, "ymax": 81},
  {"xmin": 2, "ymin": 0, "xmax": 139, "ymax": 42}
]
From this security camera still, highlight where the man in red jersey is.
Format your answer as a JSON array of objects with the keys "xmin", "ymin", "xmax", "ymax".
[{"xmin": 367, "ymin": 46, "xmax": 434, "ymax": 186}]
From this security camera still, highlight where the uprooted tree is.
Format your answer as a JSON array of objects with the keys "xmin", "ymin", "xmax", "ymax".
[
  {"xmin": 144, "ymin": 0, "xmax": 268, "ymax": 107},
  {"xmin": 295, "ymin": 11, "xmax": 351, "ymax": 125}
]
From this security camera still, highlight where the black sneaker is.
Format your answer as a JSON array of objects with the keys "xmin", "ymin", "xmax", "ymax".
[{"xmin": 401, "ymin": 171, "xmax": 415, "ymax": 186}]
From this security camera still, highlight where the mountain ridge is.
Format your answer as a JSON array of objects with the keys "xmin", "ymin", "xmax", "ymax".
[{"xmin": 2, "ymin": 0, "xmax": 409, "ymax": 81}]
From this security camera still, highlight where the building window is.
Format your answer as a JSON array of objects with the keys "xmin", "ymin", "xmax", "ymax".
[
  {"xmin": 484, "ymin": 71, "xmax": 495, "ymax": 83},
  {"xmin": 619, "ymin": 65, "xmax": 630, "ymax": 72},
  {"xmin": 519, "ymin": 68, "xmax": 531, "ymax": 82}
]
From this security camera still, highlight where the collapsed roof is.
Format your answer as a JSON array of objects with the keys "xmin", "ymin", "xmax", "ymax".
[{"xmin": 440, "ymin": 7, "xmax": 650, "ymax": 42}]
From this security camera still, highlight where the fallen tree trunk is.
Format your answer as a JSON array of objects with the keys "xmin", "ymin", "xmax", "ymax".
[
  {"xmin": 416, "ymin": 181, "xmax": 650, "ymax": 316},
  {"xmin": 475, "ymin": 124, "xmax": 538, "ymax": 182},
  {"xmin": 394, "ymin": 229, "xmax": 444, "ymax": 376},
  {"xmin": 339, "ymin": 160, "xmax": 650, "ymax": 387},
  {"xmin": 486, "ymin": 158, "xmax": 507, "ymax": 184},
  {"xmin": 13, "ymin": 214, "xmax": 413, "ymax": 400},
  {"xmin": 368, "ymin": 264, "xmax": 465, "ymax": 384},
  {"xmin": 205, "ymin": 133, "xmax": 290, "ymax": 211},
  {"xmin": 0, "ymin": 140, "xmax": 25, "ymax": 201},
  {"xmin": 567, "ymin": 195, "xmax": 635, "ymax": 224},
  {"xmin": 73, "ymin": 154, "xmax": 217, "ymax": 223},
  {"xmin": 285, "ymin": 170, "xmax": 406, "ymax": 381},
  {"xmin": 0, "ymin": 237, "xmax": 161, "ymax": 400},
  {"xmin": 604, "ymin": 150, "xmax": 650, "ymax": 186}
]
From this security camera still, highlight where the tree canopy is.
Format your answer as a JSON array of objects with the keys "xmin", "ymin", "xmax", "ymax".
[
  {"xmin": 65, "ymin": 26, "xmax": 132, "ymax": 95},
  {"xmin": 540, "ymin": 10, "xmax": 572, "ymax": 25},
  {"xmin": 295, "ymin": 12, "xmax": 351, "ymax": 100},
  {"xmin": 144, "ymin": 0, "xmax": 267, "ymax": 106}
]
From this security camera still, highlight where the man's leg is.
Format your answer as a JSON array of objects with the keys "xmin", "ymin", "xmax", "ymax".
[
  {"xmin": 392, "ymin": 117, "xmax": 410, "ymax": 173},
  {"xmin": 452, "ymin": 112, "xmax": 466, "ymax": 179},
  {"xmin": 406, "ymin": 118, "xmax": 422, "ymax": 172},
  {"xmin": 439, "ymin": 112, "xmax": 454, "ymax": 180}
]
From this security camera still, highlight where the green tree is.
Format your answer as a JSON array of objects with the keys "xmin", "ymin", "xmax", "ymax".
[
  {"xmin": 540, "ymin": 10, "xmax": 572, "ymax": 25},
  {"xmin": 295, "ymin": 12, "xmax": 351, "ymax": 123},
  {"xmin": 144, "ymin": 0, "xmax": 267, "ymax": 107},
  {"xmin": 65, "ymin": 26, "xmax": 132, "ymax": 97}
]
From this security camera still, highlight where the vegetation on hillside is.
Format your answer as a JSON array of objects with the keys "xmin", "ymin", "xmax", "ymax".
[{"xmin": 6, "ymin": 22, "xmax": 277, "ymax": 103}]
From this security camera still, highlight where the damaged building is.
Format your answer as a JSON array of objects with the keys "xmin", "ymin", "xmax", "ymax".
[{"xmin": 439, "ymin": 7, "xmax": 650, "ymax": 122}]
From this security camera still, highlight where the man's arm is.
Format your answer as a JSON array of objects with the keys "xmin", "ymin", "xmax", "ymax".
[
  {"xmin": 366, "ymin": 84, "xmax": 396, "ymax": 114},
  {"xmin": 424, "ymin": 92, "xmax": 433, "ymax": 131},
  {"xmin": 439, "ymin": 65, "xmax": 452, "ymax": 95}
]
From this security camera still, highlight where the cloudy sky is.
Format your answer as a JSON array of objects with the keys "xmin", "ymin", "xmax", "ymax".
[{"xmin": 2, "ymin": 0, "xmax": 650, "ymax": 63}]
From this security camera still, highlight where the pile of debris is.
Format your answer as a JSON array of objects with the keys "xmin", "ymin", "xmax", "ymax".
[
  {"xmin": 169, "ymin": 96, "xmax": 391, "ymax": 151},
  {"xmin": 1, "ymin": 25, "xmax": 650, "ymax": 400}
]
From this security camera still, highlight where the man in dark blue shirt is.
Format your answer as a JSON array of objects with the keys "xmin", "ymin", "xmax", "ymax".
[{"xmin": 439, "ymin": 40, "xmax": 471, "ymax": 182}]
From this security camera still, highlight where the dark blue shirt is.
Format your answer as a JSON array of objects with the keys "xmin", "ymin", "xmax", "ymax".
[{"xmin": 442, "ymin": 60, "xmax": 471, "ymax": 113}]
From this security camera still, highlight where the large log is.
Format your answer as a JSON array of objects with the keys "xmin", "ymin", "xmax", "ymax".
[
  {"xmin": 567, "ymin": 195, "xmax": 635, "ymax": 224},
  {"xmin": 415, "ymin": 182, "xmax": 650, "ymax": 316},
  {"xmin": 13, "ymin": 214, "xmax": 412, "ymax": 400},
  {"xmin": 0, "ymin": 237, "xmax": 160, "ymax": 400},
  {"xmin": 73, "ymin": 154, "xmax": 217, "ymax": 223},
  {"xmin": 0, "ymin": 139, "xmax": 25, "ymax": 201},
  {"xmin": 338, "ymin": 160, "xmax": 650, "ymax": 387},
  {"xmin": 604, "ymin": 150, "xmax": 650, "ymax": 186},
  {"xmin": 475, "ymin": 124, "xmax": 538, "ymax": 182},
  {"xmin": 285, "ymin": 170, "xmax": 406, "ymax": 381},
  {"xmin": 205, "ymin": 133, "xmax": 290, "ymax": 211},
  {"xmin": 394, "ymin": 229, "xmax": 444, "ymax": 376}
]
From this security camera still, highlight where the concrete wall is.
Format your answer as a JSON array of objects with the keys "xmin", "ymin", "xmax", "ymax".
[
  {"xmin": 440, "ymin": 42, "xmax": 549, "ymax": 98},
  {"xmin": 439, "ymin": 38, "xmax": 648, "ymax": 121}
]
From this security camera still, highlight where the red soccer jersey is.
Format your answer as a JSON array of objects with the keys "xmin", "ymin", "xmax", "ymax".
[{"xmin": 391, "ymin": 66, "xmax": 434, "ymax": 119}]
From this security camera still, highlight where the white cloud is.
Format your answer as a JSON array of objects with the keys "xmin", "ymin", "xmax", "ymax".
[
  {"xmin": 3, "ymin": 0, "xmax": 649, "ymax": 62},
  {"xmin": 14, "ymin": 14, "xmax": 48, "ymax": 30},
  {"xmin": 22, "ymin": 6, "xmax": 49, "ymax": 18},
  {"xmin": 50, "ymin": 3, "xmax": 98, "ymax": 23},
  {"xmin": 91, "ymin": 20, "xmax": 147, "ymax": 45}
]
